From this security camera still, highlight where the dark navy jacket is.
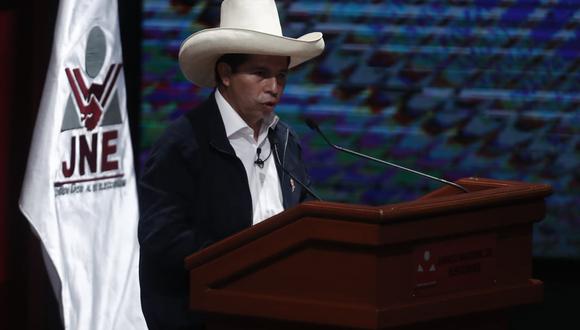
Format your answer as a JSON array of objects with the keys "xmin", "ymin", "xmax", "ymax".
[{"xmin": 138, "ymin": 94, "xmax": 312, "ymax": 330}]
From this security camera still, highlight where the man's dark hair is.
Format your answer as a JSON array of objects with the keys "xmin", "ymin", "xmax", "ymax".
[
  {"xmin": 214, "ymin": 54, "xmax": 291, "ymax": 86},
  {"xmin": 214, "ymin": 53, "xmax": 250, "ymax": 86}
]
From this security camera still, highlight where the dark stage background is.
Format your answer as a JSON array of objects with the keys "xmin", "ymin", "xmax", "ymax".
[{"xmin": 0, "ymin": 0, "xmax": 578, "ymax": 329}]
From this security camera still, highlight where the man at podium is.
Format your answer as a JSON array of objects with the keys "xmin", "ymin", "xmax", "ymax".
[{"xmin": 137, "ymin": 0, "xmax": 325, "ymax": 329}]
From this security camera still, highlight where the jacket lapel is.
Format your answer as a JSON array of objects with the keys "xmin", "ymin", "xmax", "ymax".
[
  {"xmin": 270, "ymin": 124, "xmax": 299, "ymax": 209},
  {"xmin": 198, "ymin": 93, "xmax": 238, "ymax": 158}
]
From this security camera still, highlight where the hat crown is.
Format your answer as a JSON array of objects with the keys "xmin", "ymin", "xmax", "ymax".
[{"xmin": 220, "ymin": 0, "xmax": 283, "ymax": 36}]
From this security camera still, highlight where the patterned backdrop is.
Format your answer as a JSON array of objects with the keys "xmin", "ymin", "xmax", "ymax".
[{"xmin": 141, "ymin": 0, "xmax": 580, "ymax": 258}]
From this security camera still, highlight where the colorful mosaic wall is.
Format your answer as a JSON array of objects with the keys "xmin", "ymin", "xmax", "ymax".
[{"xmin": 142, "ymin": 0, "xmax": 580, "ymax": 258}]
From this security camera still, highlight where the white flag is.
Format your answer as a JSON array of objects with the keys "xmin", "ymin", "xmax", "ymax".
[{"xmin": 19, "ymin": 0, "xmax": 147, "ymax": 329}]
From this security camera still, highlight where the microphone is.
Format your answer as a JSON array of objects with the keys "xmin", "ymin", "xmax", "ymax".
[
  {"xmin": 254, "ymin": 147, "xmax": 271, "ymax": 169},
  {"xmin": 304, "ymin": 118, "xmax": 469, "ymax": 193},
  {"xmin": 269, "ymin": 130, "xmax": 324, "ymax": 201}
]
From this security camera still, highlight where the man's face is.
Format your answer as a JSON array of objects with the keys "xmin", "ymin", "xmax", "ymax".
[{"xmin": 218, "ymin": 54, "xmax": 289, "ymax": 128}]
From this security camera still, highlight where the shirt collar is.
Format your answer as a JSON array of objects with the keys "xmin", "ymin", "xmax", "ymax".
[{"xmin": 215, "ymin": 89, "xmax": 279, "ymax": 138}]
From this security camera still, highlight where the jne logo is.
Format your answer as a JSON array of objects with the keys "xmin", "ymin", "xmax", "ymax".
[{"xmin": 58, "ymin": 26, "xmax": 124, "ymax": 182}]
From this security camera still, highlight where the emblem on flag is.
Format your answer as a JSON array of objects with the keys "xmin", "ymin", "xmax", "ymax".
[{"xmin": 55, "ymin": 26, "xmax": 127, "ymax": 195}]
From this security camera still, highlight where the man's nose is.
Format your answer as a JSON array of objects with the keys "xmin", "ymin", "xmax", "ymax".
[{"xmin": 264, "ymin": 76, "xmax": 280, "ymax": 96}]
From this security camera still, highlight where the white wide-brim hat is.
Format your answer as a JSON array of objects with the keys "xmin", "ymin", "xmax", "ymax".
[{"xmin": 179, "ymin": 0, "xmax": 325, "ymax": 88}]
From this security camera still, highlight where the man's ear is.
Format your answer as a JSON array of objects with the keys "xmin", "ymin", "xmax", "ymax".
[{"xmin": 216, "ymin": 62, "xmax": 232, "ymax": 87}]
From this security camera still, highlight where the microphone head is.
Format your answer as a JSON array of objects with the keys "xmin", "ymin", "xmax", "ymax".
[{"xmin": 304, "ymin": 118, "xmax": 320, "ymax": 131}]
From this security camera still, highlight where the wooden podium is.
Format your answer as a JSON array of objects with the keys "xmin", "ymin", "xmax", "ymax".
[{"xmin": 185, "ymin": 178, "xmax": 552, "ymax": 329}]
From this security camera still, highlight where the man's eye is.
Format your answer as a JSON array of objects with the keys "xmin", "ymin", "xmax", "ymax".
[{"xmin": 277, "ymin": 73, "xmax": 288, "ymax": 80}]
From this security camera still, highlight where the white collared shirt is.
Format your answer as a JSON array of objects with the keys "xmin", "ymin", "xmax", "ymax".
[{"xmin": 215, "ymin": 90, "xmax": 284, "ymax": 225}]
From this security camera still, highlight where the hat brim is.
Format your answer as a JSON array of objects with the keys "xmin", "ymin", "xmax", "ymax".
[{"xmin": 178, "ymin": 28, "xmax": 325, "ymax": 87}]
